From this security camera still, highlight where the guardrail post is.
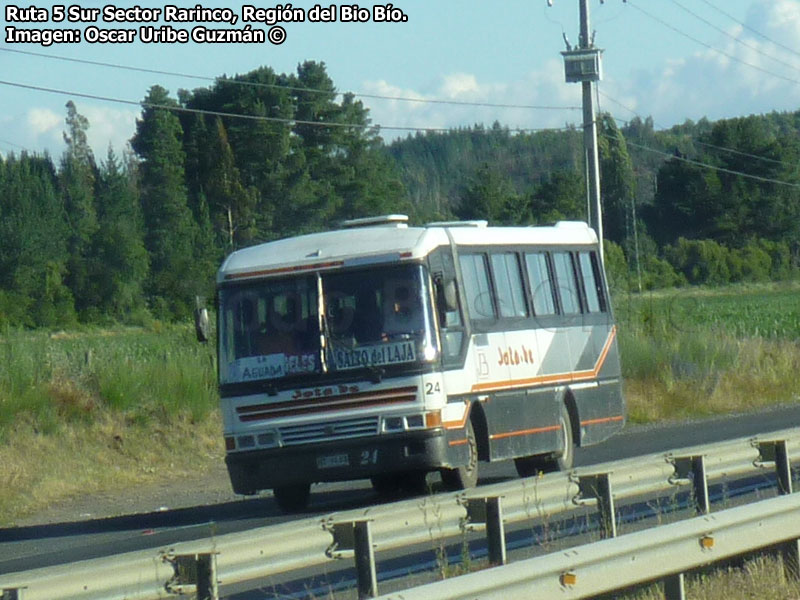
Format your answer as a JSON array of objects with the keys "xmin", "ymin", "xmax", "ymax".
[
  {"xmin": 354, "ymin": 521, "xmax": 378, "ymax": 599},
  {"xmin": 196, "ymin": 553, "xmax": 217, "ymax": 600},
  {"xmin": 1, "ymin": 588, "xmax": 25, "ymax": 600},
  {"xmin": 324, "ymin": 519, "xmax": 378, "ymax": 599},
  {"xmin": 460, "ymin": 496, "xmax": 507, "ymax": 565},
  {"xmin": 663, "ymin": 572, "xmax": 686, "ymax": 600},
  {"xmin": 755, "ymin": 440, "xmax": 793, "ymax": 495},
  {"xmin": 573, "ymin": 473, "xmax": 616, "ymax": 538},
  {"xmin": 781, "ymin": 539, "xmax": 800, "ymax": 582},
  {"xmin": 162, "ymin": 552, "xmax": 218, "ymax": 600},
  {"xmin": 668, "ymin": 455, "xmax": 709, "ymax": 514}
]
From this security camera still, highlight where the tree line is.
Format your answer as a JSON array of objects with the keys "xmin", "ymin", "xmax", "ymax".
[{"xmin": 2, "ymin": 61, "xmax": 798, "ymax": 328}]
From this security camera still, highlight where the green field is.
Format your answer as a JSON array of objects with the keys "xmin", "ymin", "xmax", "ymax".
[
  {"xmin": 614, "ymin": 284, "xmax": 800, "ymax": 340},
  {"xmin": 613, "ymin": 283, "xmax": 800, "ymax": 422}
]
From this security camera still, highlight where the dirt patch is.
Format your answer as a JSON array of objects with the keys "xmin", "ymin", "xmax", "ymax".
[{"xmin": 13, "ymin": 460, "xmax": 237, "ymax": 527}]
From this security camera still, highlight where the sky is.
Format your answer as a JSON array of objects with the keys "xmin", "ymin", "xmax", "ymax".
[{"xmin": 2, "ymin": 0, "xmax": 800, "ymax": 160}]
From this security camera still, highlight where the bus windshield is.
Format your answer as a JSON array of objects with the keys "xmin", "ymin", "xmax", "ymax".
[{"xmin": 218, "ymin": 264, "xmax": 439, "ymax": 385}]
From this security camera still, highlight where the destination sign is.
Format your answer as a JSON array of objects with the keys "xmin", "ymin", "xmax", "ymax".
[
  {"xmin": 333, "ymin": 341, "xmax": 416, "ymax": 370},
  {"xmin": 226, "ymin": 352, "xmax": 316, "ymax": 382}
]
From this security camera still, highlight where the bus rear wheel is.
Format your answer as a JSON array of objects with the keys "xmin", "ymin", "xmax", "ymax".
[
  {"xmin": 514, "ymin": 404, "xmax": 574, "ymax": 477},
  {"xmin": 441, "ymin": 420, "xmax": 478, "ymax": 490},
  {"xmin": 273, "ymin": 483, "xmax": 311, "ymax": 513}
]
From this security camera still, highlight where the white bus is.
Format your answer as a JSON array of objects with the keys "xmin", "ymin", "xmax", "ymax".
[{"xmin": 207, "ymin": 215, "xmax": 624, "ymax": 511}]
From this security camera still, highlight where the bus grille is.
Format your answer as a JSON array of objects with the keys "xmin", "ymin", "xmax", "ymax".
[{"xmin": 279, "ymin": 416, "xmax": 380, "ymax": 445}]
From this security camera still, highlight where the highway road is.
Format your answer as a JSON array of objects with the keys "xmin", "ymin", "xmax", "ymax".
[{"xmin": 1, "ymin": 403, "xmax": 798, "ymax": 577}]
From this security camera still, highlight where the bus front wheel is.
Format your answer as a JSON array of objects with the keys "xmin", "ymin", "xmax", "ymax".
[
  {"xmin": 273, "ymin": 483, "xmax": 311, "ymax": 513},
  {"xmin": 441, "ymin": 420, "xmax": 478, "ymax": 490}
]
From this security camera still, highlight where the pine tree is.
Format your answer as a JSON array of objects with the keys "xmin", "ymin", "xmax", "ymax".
[
  {"xmin": 131, "ymin": 86, "xmax": 200, "ymax": 318},
  {"xmin": 204, "ymin": 117, "xmax": 258, "ymax": 248},
  {"xmin": 598, "ymin": 114, "xmax": 636, "ymax": 245},
  {"xmin": 60, "ymin": 101, "xmax": 99, "ymax": 317},
  {"xmin": 88, "ymin": 148, "xmax": 149, "ymax": 319},
  {"xmin": 456, "ymin": 163, "xmax": 520, "ymax": 224},
  {"xmin": 0, "ymin": 153, "xmax": 74, "ymax": 327}
]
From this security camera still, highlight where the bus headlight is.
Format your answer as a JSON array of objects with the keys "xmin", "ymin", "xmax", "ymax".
[
  {"xmin": 405, "ymin": 414, "xmax": 424, "ymax": 429},
  {"xmin": 383, "ymin": 416, "xmax": 404, "ymax": 432},
  {"xmin": 382, "ymin": 410, "xmax": 442, "ymax": 432}
]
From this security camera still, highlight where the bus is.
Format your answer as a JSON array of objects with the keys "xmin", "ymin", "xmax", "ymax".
[{"xmin": 203, "ymin": 215, "xmax": 624, "ymax": 512}]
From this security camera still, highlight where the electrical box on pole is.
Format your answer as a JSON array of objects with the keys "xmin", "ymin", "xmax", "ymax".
[{"xmin": 561, "ymin": 48, "xmax": 603, "ymax": 83}]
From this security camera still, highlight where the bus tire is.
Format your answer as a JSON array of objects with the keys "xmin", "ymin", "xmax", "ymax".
[
  {"xmin": 440, "ymin": 419, "xmax": 478, "ymax": 490},
  {"xmin": 273, "ymin": 483, "xmax": 311, "ymax": 513},
  {"xmin": 514, "ymin": 404, "xmax": 574, "ymax": 477}
]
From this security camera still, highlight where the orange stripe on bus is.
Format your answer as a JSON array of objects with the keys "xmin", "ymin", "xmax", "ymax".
[
  {"xmin": 470, "ymin": 326, "xmax": 617, "ymax": 393},
  {"xmin": 443, "ymin": 400, "xmax": 471, "ymax": 430},
  {"xmin": 489, "ymin": 424, "xmax": 561, "ymax": 441},
  {"xmin": 448, "ymin": 438, "xmax": 469, "ymax": 447},
  {"xmin": 580, "ymin": 415, "xmax": 624, "ymax": 426}
]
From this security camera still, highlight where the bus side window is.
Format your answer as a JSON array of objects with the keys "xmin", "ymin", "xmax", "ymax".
[
  {"xmin": 552, "ymin": 251, "xmax": 581, "ymax": 315},
  {"xmin": 524, "ymin": 252, "xmax": 557, "ymax": 316},
  {"xmin": 490, "ymin": 252, "xmax": 528, "ymax": 318},
  {"xmin": 434, "ymin": 277, "xmax": 464, "ymax": 359},
  {"xmin": 578, "ymin": 251, "xmax": 606, "ymax": 313},
  {"xmin": 459, "ymin": 253, "xmax": 496, "ymax": 321}
]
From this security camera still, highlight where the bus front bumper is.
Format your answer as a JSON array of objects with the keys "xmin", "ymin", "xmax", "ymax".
[{"xmin": 225, "ymin": 429, "xmax": 449, "ymax": 494}]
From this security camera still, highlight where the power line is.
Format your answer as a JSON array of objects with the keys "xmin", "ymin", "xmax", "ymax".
[
  {"xmin": 0, "ymin": 77, "xmax": 575, "ymax": 137},
  {"xmin": 626, "ymin": 0, "xmax": 800, "ymax": 87},
  {"xmin": 0, "ymin": 137, "xmax": 27, "ymax": 149},
  {"xmin": 693, "ymin": 139, "xmax": 790, "ymax": 167},
  {"xmin": 669, "ymin": 0, "xmax": 800, "ymax": 75},
  {"xmin": 621, "ymin": 137, "xmax": 800, "ymax": 188},
  {"xmin": 0, "ymin": 47, "xmax": 581, "ymax": 112},
  {"xmin": 599, "ymin": 90, "xmax": 795, "ymax": 169},
  {"xmin": 7, "ymin": 68, "xmax": 794, "ymax": 189},
  {"xmin": 697, "ymin": 0, "xmax": 800, "ymax": 61}
]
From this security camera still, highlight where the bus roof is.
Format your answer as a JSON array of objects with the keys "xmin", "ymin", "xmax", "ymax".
[{"xmin": 218, "ymin": 220, "xmax": 598, "ymax": 283}]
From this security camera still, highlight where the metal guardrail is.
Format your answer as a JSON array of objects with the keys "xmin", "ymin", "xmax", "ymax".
[
  {"xmin": 372, "ymin": 492, "xmax": 800, "ymax": 600},
  {"xmin": 1, "ymin": 427, "xmax": 798, "ymax": 600}
]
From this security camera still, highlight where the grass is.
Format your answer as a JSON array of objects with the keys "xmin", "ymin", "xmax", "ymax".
[
  {"xmin": 0, "ymin": 324, "xmax": 222, "ymax": 524},
  {"xmin": 622, "ymin": 553, "xmax": 800, "ymax": 600},
  {"xmin": 613, "ymin": 282, "xmax": 800, "ymax": 423}
]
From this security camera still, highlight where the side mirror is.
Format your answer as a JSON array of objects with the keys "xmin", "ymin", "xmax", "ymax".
[
  {"xmin": 443, "ymin": 279, "xmax": 458, "ymax": 312},
  {"xmin": 436, "ymin": 278, "xmax": 458, "ymax": 312},
  {"xmin": 194, "ymin": 307, "xmax": 210, "ymax": 343}
]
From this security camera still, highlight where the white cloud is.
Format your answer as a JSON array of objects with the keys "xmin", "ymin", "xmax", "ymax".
[
  {"xmin": 26, "ymin": 108, "xmax": 61, "ymax": 136},
  {"xmin": 362, "ymin": 1, "xmax": 800, "ymax": 141},
  {"xmin": 616, "ymin": 0, "xmax": 800, "ymax": 128},
  {"xmin": 80, "ymin": 105, "xmax": 139, "ymax": 159},
  {"xmin": 440, "ymin": 73, "xmax": 481, "ymax": 98},
  {"xmin": 361, "ymin": 58, "xmax": 579, "ymax": 142},
  {"xmin": 1, "ymin": 103, "xmax": 139, "ymax": 161}
]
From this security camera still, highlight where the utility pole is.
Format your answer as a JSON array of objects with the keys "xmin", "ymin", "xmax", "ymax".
[{"xmin": 557, "ymin": 0, "xmax": 604, "ymax": 263}]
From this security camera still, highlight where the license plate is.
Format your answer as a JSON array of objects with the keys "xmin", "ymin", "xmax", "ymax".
[{"xmin": 317, "ymin": 453, "xmax": 350, "ymax": 469}]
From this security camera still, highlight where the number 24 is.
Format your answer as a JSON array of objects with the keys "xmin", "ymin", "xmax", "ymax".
[{"xmin": 425, "ymin": 381, "xmax": 441, "ymax": 395}]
